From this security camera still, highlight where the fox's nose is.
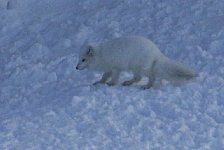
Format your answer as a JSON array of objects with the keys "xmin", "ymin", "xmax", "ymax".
[{"xmin": 76, "ymin": 66, "xmax": 78, "ymax": 70}]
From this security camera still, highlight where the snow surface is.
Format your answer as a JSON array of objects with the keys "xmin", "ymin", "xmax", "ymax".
[{"xmin": 1, "ymin": 0, "xmax": 224, "ymax": 149}]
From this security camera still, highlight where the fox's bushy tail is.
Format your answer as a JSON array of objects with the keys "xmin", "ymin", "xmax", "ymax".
[{"xmin": 156, "ymin": 57, "xmax": 198, "ymax": 84}]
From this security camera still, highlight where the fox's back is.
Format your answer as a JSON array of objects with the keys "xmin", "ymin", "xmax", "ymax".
[
  {"xmin": 98, "ymin": 36, "xmax": 163, "ymax": 71},
  {"xmin": 100, "ymin": 36, "xmax": 159, "ymax": 54}
]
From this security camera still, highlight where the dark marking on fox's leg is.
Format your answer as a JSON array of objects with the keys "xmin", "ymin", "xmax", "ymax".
[{"xmin": 122, "ymin": 74, "xmax": 141, "ymax": 86}]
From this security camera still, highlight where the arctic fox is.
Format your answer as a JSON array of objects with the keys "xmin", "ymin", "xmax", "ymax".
[{"xmin": 76, "ymin": 36, "xmax": 197, "ymax": 89}]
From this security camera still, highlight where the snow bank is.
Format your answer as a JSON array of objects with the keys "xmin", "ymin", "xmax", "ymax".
[{"xmin": 1, "ymin": 0, "xmax": 224, "ymax": 149}]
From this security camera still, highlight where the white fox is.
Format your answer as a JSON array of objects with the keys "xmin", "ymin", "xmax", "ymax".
[{"xmin": 76, "ymin": 36, "xmax": 197, "ymax": 89}]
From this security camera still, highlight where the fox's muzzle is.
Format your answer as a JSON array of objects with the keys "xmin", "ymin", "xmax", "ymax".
[
  {"xmin": 76, "ymin": 64, "xmax": 80, "ymax": 70},
  {"xmin": 76, "ymin": 63, "xmax": 85, "ymax": 70},
  {"xmin": 75, "ymin": 63, "xmax": 80, "ymax": 70}
]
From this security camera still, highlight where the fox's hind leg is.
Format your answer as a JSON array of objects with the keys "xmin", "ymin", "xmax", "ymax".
[
  {"xmin": 107, "ymin": 70, "xmax": 120, "ymax": 86},
  {"xmin": 141, "ymin": 60, "xmax": 156, "ymax": 89},
  {"xmin": 93, "ymin": 71, "xmax": 111, "ymax": 85},
  {"xmin": 141, "ymin": 72, "xmax": 155, "ymax": 89},
  {"xmin": 122, "ymin": 74, "xmax": 141, "ymax": 86}
]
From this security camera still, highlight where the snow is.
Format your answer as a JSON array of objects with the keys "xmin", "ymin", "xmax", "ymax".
[{"xmin": 0, "ymin": 0, "xmax": 224, "ymax": 149}]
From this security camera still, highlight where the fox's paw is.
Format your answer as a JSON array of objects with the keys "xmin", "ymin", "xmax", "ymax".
[
  {"xmin": 141, "ymin": 85, "xmax": 152, "ymax": 90},
  {"xmin": 122, "ymin": 81, "xmax": 133, "ymax": 86},
  {"xmin": 93, "ymin": 81, "xmax": 104, "ymax": 85},
  {"xmin": 107, "ymin": 82, "xmax": 116, "ymax": 86}
]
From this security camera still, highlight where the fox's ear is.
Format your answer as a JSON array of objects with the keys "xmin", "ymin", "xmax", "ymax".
[{"xmin": 87, "ymin": 45, "xmax": 94, "ymax": 56}]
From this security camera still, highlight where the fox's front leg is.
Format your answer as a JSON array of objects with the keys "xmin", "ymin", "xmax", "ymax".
[
  {"xmin": 93, "ymin": 72, "xmax": 111, "ymax": 85},
  {"xmin": 107, "ymin": 70, "xmax": 120, "ymax": 86}
]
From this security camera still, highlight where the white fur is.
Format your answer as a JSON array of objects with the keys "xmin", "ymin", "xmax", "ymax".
[{"xmin": 76, "ymin": 36, "xmax": 197, "ymax": 88}]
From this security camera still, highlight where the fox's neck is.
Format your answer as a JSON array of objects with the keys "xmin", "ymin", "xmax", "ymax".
[{"xmin": 88, "ymin": 54, "xmax": 105, "ymax": 71}]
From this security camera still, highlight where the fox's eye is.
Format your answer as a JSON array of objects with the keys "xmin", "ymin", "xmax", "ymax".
[{"xmin": 82, "ymin": 59, "xmax": 86, "ymax": 62}]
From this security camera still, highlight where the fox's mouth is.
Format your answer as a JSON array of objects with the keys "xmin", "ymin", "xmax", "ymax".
[
  {"xmin": 76, "ymin": 66, "xmax": 81, "ymax": 70},
  {"xmin": 76, "ymin": 64, "xmax": 85, "ymax": 70}
]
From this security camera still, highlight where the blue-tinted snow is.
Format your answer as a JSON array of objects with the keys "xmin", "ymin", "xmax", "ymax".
[{"xmin": 0, "ymin": 0, "xmax": 224, "ymax": 149}]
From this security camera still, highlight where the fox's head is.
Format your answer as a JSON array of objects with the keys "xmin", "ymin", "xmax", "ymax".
[{"xmin": 76, "ymin": 44, "xmax": 95, "ymax": 70}]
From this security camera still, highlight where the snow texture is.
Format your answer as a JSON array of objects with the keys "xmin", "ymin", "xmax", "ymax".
[{"xmin": 0, "ymin": 0, "xmax": 224, "ymax": 149}]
